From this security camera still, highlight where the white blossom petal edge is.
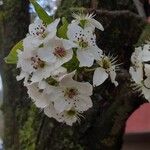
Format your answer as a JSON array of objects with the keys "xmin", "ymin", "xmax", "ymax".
[{"xmin": 93, "ymin": 55, "xmax": 119, "ymax": 86}]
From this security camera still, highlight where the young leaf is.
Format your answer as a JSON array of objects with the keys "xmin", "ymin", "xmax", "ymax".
[
  {"xmin": 5, "ymin": 40, "xmax": 23, "ymax": 64},
  {"xmin": 57, "ymin": 17, "xmax": 69, "ymax": 39},
  {"xmin": 30, "ymin": 0, "xmax": 53, "ymax": 24},
  {"xmin": 63, "ymin": 51, "xmax": 79, "ymax": 72}
]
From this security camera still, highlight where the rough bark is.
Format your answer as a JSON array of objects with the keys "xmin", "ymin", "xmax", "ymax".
[
  {"xmin": 1, "ymin": 0, "xmax": 30, "ymax": 149},
  {"xmin": 1, "ymin": 0, "xmax": 150, "ymax": 150},
  {"xmin": 34, "ymin": 1, "xmax": 148, "ymax": 150}
]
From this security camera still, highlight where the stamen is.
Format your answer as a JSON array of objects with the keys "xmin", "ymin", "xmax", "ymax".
[
  {"xmin": 64, "ymin": 88, "xmax": 78, "ymax": 99},
  {"xmin": 66, "ymin": 110, "xmax": 76, "ymax": 116},
  {"xmin": 53, "ymin": 47, "xmax": 67, "ymax": 58},
  {"xmin": 31, "ymin": 55, "xmax": 45, "ymax": 69},
  {"xmin": 77, "ymin": 37, "xmax": 88, "ymax": 48}
]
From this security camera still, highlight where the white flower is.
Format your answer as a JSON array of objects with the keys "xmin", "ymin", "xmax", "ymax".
[
  {"xmin": 130, "ymin": 44, "xmax": 150, "ymax": 84},
  {"xmin": 29, "ymin": 18, "xmax": 60, "ymax": 44},
  {"xmin": 67, "ymin": 23, "xmax": 103, "ymax": 67},
  {"xmin": 38, "ymin": 37, "xmax": 76, "ymax": 70},
  {"xmin": 22, "ymin": 19, "xmax": 60, "ymax": 52},
  {"xmin": 44, "ymin": 104, "xmax": 83, "ymax": 126},
  {"xmin": 131, "ymin": 44, "xmax": 150, "ymax": 66},
  {"xmin": 144, "ymin": 64, "xmax": 150, "ymax": 77},
  {"xmin": 133, "ymin": 77, "xmax": 150, "ymax": 101},
  {"xmin": 72, "ymin": 13, "xmax": 104, "ymax": 31},
  {"xmin": 51, "ymin": 67, "xmax": 67, "ymax": 81},
  {"xmin": 141, "ymin": 77, "xmax": 150, "ymax": 101},
  {"xmin": 27, "ymin": 81, "xmax": 54, "ymax": 108},
  {"xmin": 130, "ymin": 47, "xmax": 144, "ymax": 84},
  {"xmin": 17, "ymin": 48, "xmax": 56, "ymax": 83},
  {"xmin": 130, "ymin": 44, "xmax": 150, "ymax": 101},
  {"xmin": 93, "ymin": 55, "xmax": 119, "ymax": 87},
  {"xmin": 130, "ymin": 47, "xmax": 143, "ymax": 84},
  {"xmin": 51, "ymin": 71, "xmax": 93, "ymax": 113},
  {"xmin": 23, "ymin": 35, "xmax": 43, "ymax": 51},
  {"xmin": 141, "ymin": 44, "xmax": 150, "ymax": 62},
  {"xmin": 139, "ymin": 64, "xmax": 150, "ymax": 101},
  {"xmin": 129, "ymin": 65, "xmax": 143, "ymax": 84},
  {"xmin": 131, "ymin": 47, "xmax": 143, "ymax": 67},
  {"xmin": 16, "ymin": 71, "xmax": 32, "ymax": 86}
]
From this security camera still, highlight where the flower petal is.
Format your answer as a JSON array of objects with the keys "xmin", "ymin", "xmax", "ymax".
[
  {"xmin": 16, "ymin": 71, "xmax": 28, "ymax": 81},
  {"xmin": 109, "ymin": 67, "xmax": 118, "ymax": 86},
  {"xmin": 60, "ymin": 75, "xmax": 93, "ymax": 96},
  {"xmin": 54, "ymin": 49, "xmax": 73, "ymax": 68},
  {"xmin": 27, "ymin": 84, "xmax": 50, "ymax": 108},
  {"xmin": 129, "ymin": 66, "xmax": 143, "ymax": 84},
  {"xmin": 64, "ymin": 113, "xmax": 77, "ymax": 126},
  {"xmin": 23, "ymin": 35, "xmax": 42, "ymax": 51},
  {"xmin": 77, "ymin": 50, "xmax": 94, "ymax": 67},
  {"xmin": 31, "ymin": 65, "xmax": 53, "ymax": 82},
  {"xmin": 142, "ymin": 86, "xmax": 150, "ymax": 100},
  {"xmin": 75, "ymin": 95, "xmax": 93, "ymax": 111},
  {"xmin": 89, "ymin": 18, "xmax": 104, "ymax": 31},
  {"xmin": 38, "ymin": 47, "xmax": 56, "ymax": 63},
  {"xmin": 67, "ymin": 23, "xmax": 83, "ymax": 41},
  {"xmin": 143, "ymin": 77, "xmax": 150, "ymax": 89},
  {"xmin": 44, "ymin": 104, "xmax": 57, "ymax": 118},
  {"xmin": 87, "ymin": 46, "xmax": 103, "ymax": 60},
  {"xmin": 142, "ymin": 44, "xmax": 150, "ymax": 62},
  {"xmin": 43, "ymin": 30, "xmax": 57, "ymax": 44},
  {"xmin": 93, "ymin": 67, "xmax": 108, "ymax": 86},
  {"xmin": 47, "ymin": 18, "xmax": 60, "ymax": 32},
  {"xmin": 54, "ymin": 97, "xmax": 68, "ymax": 113},
  {"xmin": 51, "ymin": 67, "xmax": 67, "ymax": 81},
  {"xmin": 144, "ymin": 64, "xmax": 150, "ymax": 77},
  {"xmin": 62, "ymin": 39, "xmax": 78, "ymax": 49}
]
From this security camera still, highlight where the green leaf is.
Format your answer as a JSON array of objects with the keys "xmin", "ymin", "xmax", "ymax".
[
  {"xmin": 5, "ymin": 40, "xmax": 23, "ymax": 64},
  {"xmin": 30, "ymin": 0, "xmax": 53, "ymax": 24},
  {"xmin": 63, "ymin": 50, "xmax": 79, "ymax": 72},
  {"xmin": 79, "ymin": 20, "xmax": 87, "ymax": 28},
  {"xmin": 57, "ymin": 17, "xmax": 69, "ymax": 39}
]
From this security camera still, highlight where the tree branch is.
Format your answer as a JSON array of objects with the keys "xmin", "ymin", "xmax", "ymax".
[
  {"xmin": 70, "ymin": 7, "xmax": 146, "ymax": 21},
  {"xmin": 84, "ymin": 69, "xmax": 147, "ymax": 150},
  {"xmin": 133, "ymin": 0, "xmax": 146, "ymax": 18}
]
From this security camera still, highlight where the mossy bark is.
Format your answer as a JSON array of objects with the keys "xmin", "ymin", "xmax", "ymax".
[
  {"xmin": 1, "ymin": 0, "xmax": 150, "ymax": 150},
  {"xmin": 36, "ymin": 1, "xmax": 148, "ymax": 150},
  {"xmin": 1, "ymin": 0, "xmax": 30, "ymax": 149}
]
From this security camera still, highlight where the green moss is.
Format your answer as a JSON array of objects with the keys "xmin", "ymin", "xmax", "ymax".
[
  {"xmin": 137, "ymin": 24, "xmax": 150, "ymax": 46},
  {"xmin": 19, "ymin": 105, "xmax": 38, "ymax": 150}
]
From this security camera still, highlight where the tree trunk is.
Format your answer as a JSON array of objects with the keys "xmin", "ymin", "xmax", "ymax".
[
  {"xmin": 1, "ymin": 0, "xmax": 149, "ymax": 150},
  {"xmin": 35, "ymin": 1, "xmax": 147, "ymax": 150},
  {"xmin": 1, "ymin": 0, "xmax": 30, "ymax": 149}
]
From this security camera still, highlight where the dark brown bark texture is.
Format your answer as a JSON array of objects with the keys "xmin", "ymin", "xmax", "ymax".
[
  {"xmin": 1, "ymin": 0, "xmax": 150, "ymax": 150},
  {"xmin": 0, "ymin": 0, "xmax": 30, "ymax": 149}
]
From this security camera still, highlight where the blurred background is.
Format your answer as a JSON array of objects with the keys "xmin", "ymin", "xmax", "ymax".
[{"xmin": 0, "ymin": 0, "xmax": 150, "ymax": 150}]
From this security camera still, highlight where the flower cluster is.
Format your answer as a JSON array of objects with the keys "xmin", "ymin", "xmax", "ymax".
[
  {"xmin": 130, "ymin": 43, "xmax": 150, "ymax": 101},
  {"xmin": 16, "ymin": 13, "xmax": 119, "ymax": 125}
]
